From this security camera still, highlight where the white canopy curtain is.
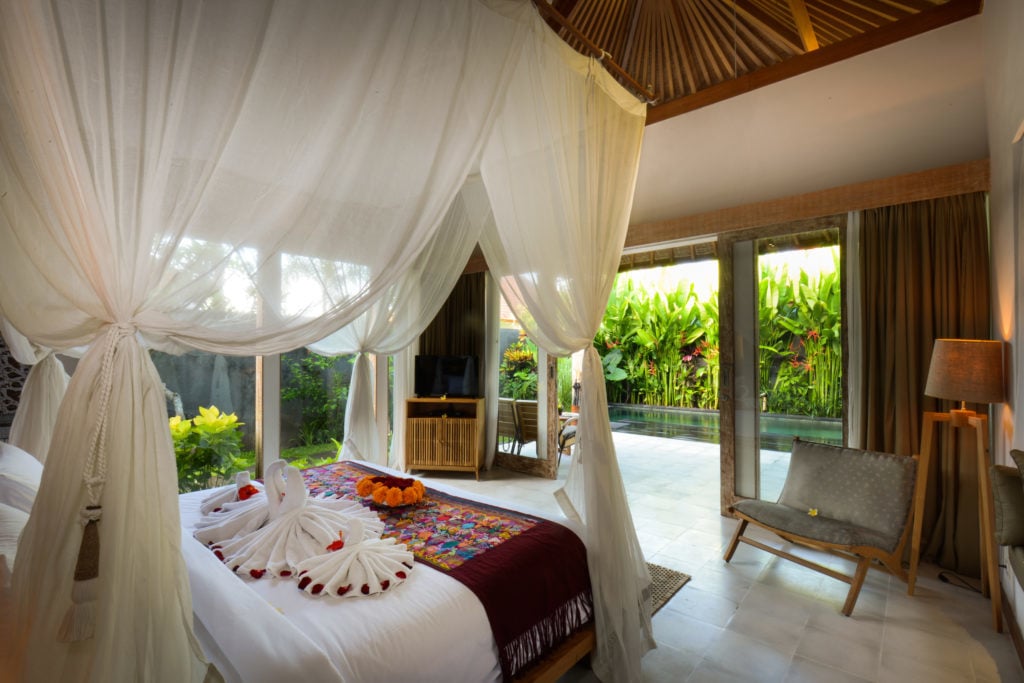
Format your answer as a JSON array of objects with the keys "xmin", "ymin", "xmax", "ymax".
[
  {"xmin": 0, "ymin": 0, "xmax": 530, "ymax": 679},
  {"xmin": 309, "ymin": 179, "xmax": 491, "ymax": 467},
  {"xmin": 0, "ymin": 318, "xmax": 70, "ymax": 463},
  {"xmin": 478, "ymin": 20, "xmax": 652, "ymax": 683}
]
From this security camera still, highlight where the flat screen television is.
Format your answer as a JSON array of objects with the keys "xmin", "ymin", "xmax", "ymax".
[{"xmin": 414, "ymin": 355, "xmax": 479, "ymax": 398}]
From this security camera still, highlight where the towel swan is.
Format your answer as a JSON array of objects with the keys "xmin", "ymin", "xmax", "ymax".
[
  {"xmin": 212, "ymin": 465, "xmax": 385, "ymax": 581},
  {"xmin": 193, "ymin": 460, "xmax": 287, "ymax": 547},
  {"xmin": 293, "ymin": 517, "xmax": 415, "ymax": 597}
]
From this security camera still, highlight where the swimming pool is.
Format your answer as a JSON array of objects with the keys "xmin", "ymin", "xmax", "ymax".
[{"xmin": 606, "ymin": 404, "xmax": 842, "ymax": 451}]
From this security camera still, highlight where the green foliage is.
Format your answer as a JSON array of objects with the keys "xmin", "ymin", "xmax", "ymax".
[
  {"xmin": 499, "ymin": 337, "xmax": 538, "ymax": 400},
  {"xmin": 281, "ymin": 442, "xmax": 339, "ymax": 469},
  {"xmin": 557, "ymin": 357, "xmax": 574, "ymax": 409},
  {"xmin": 281, "ymin": 350, "xmax": 350, "ymax": 446},
  {"xmin": 764, "ymin": 248, "xmax": 843, "ymax": 417},
  {"xmin": 594, "ymin": 246, "xmax": 842, "ymax": 418},
  {"xmin": 595, "ymin": 275, "xmax": 712, "ymax": 407},
  {"xmin": 171, "ymin": 406, "xmax": 248, "ymax": 493}
]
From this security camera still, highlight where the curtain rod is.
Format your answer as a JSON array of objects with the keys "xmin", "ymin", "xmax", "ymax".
[{"xmin": 533, "ymin": 1, "xmax": 657, "ymax": 104}]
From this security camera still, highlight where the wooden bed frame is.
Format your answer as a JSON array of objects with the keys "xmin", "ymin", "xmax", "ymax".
[{"xmin": 514, "ymin": 624, "xmax": 595, "ymax": 683}]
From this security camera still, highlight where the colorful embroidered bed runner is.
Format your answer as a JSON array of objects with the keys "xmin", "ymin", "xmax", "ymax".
[{"xmin": 302, "ymin": 461, "xmax": 593, "ymax": 681}]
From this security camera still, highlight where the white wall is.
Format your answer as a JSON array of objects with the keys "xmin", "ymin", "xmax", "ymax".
[
  {"xmin": 983, "ymin": 0, "xmax": 1024, "ymax": 639},
  {"xmin": 631, "ymin": 16, "xmax": 988, "ymax": 224}
]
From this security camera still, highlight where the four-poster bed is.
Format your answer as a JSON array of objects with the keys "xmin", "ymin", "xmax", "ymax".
[{"xmin": 0, "ymin": 1, "xmax": 651, "ymax": 681}]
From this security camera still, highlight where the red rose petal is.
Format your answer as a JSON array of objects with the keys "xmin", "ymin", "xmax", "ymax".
[{"xmin": 237, "ymin": 484, "xmax": 260, "ymax": 501}]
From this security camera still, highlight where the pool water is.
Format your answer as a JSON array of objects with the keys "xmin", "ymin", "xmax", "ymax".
[{"xmin": 607, "ymin": 404, "xmax": 842, "ymax": 452}]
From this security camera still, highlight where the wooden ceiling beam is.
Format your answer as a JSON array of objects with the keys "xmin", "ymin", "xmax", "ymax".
[
  {"xmin": 646, "ymin": 0, "xmax": 981, "ymax": 124},
  {"xmin": 788, "ymin": 0, "xmax": 821, "ymax": 51}
]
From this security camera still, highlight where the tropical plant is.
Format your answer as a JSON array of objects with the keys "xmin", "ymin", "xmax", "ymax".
[
  {"xmin": 281, "ymin": 350, "xmax": 350, "ymax": 447},
  {"xmin": 594, "ymin": 246, "xmax": 841, "ymax": 418},
  {"xmin": 557, "ymin": 357, "xmax": 574, "ymax": 410},
  {"xmin": 499, "ymin": 336, "xmax": 538, "ymax": 399},
  {"xmin": 171, "ymin": 405, "xmax": 249, "ymax": 493},
  {"xmin": 769, "ymin": 249, "xmax": 842, "ymax": 417}
]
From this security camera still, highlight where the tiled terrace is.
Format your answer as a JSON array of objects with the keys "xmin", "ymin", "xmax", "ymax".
[{"xmin": 418, "ymin": 432, "xmax": 1024, "ymax": 682}]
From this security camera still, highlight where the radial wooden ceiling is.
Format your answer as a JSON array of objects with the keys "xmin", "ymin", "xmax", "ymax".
[{"xmin": 539, "ymin": 0, "xmax": 982, "ymax": 124}]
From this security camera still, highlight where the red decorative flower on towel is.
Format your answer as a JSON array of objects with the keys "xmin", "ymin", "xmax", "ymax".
[{"xmin": 355, "ymin": 475, "xmax": 425, "ymax": 508}]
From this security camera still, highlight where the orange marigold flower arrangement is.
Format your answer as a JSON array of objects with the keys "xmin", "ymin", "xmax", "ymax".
[{"xmin": 356, "ymin": 475, "xmax": 425, "ymax": 508}]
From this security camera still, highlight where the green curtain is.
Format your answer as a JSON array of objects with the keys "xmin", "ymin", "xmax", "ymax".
[{"xmin": 858, "ymin": 191, "xmax": 990, "ymax": 577}]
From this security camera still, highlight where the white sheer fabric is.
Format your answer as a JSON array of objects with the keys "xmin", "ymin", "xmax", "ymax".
[
  {"xmin": 0, "ymin": 0, "xmax": 650, "ymax": 680},
  {"xmin": 309, "ymin": 180, "xmax": 491, "ymax": 465},
  {"xmin": 0, "ymin": 319, "xmax": 69, "ymax": 462},
  {"xmin": 0, "ymin": 1, "xmax": 528, "ymax": 679},
  {"xmin": 478, "ymin": 19, "xmax": 652, "ymax": 683}
]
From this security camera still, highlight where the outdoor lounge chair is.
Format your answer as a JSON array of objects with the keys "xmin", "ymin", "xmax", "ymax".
[
  {"xmin": 723, "ymin": 439, "xmax": 921, "ymax": 616},
  {"xmin": 557, "ymin": 414, "xmax": 578, "ymax": 468},
  {"xmin": 513, "ymin": 400, "xmax": 539, "ymax": 456},
  {"xmin": 497, "ymin": 397, "xmax": 519, "ymax": 454}
]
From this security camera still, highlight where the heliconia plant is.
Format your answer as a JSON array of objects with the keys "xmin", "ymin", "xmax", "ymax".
[{"xmin": 595, "ymin": 246, "xmax": 841, "ymax": 418}]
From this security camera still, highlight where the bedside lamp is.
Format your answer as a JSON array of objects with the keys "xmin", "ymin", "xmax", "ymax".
[{"xmin": 924, "ymin": 339, "xmax": 1004, "ymax": 427}]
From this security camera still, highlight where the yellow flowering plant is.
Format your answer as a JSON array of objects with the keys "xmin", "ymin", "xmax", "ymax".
[{"xmin": 171, "ymin": 405, "xmax": 247, "ymax": 493}]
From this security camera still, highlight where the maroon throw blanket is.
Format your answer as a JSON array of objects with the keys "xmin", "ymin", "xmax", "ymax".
[{"xmin": 301, "ymin": 461, "xmax": 593, "ymax": 681}]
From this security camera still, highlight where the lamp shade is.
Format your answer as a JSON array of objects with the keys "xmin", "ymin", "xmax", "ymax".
[{"xmin": 924, "ymin": 339, "xmax": 1005, "ymax": 405}]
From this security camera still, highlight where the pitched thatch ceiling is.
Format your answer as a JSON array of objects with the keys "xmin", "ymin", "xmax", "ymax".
[{"xmin": 538, "ymin": 0, "xmax": 982, "ymax": 124}]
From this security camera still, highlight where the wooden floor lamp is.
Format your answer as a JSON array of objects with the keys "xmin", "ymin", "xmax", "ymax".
[{"xmin": 908, "ymin": 338, "xmax": 1005, "ymax": 631}]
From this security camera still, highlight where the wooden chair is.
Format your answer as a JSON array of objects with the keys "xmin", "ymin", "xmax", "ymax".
[
  {"xmin": 557, "ymin": 414, "xmax": 578, "ymax": 468},
  {"xmin": 497, "ymin": 397, "xmax": 519, "ymax": 454},
  {"xmin": 513, "ymin": 400, "xmax": 539, "ymax": 456},
  {"xmin": 723, "ymin": 439, "xmax": 921, "ymax": 616}
]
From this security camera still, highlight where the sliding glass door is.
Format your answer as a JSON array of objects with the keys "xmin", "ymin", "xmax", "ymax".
[{"xmin": 721, "ymin": 219, "xmax": 846, "ymax": 505}]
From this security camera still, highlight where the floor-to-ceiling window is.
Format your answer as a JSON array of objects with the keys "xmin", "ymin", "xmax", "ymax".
[{"xmin": 721, "ymin": 219, "xmax": 846, "ymax": 506}]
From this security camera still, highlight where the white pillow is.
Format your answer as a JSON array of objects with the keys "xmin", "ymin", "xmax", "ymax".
[
  {"xmin": 0, "ymin": 501, "xmax": 29, "ymax": 574},
  {"xmin": 0, "ymin": 442, "xmax": 42, "ymax": 513}
]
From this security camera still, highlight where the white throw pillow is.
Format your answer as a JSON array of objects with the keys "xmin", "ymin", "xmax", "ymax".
[
  {"xmin": 0, "ymin": 501, "xmax": 28, "ymax": 574},
  {"xmin": 0, "ymin": 442, "xmax": 42, "ymax": 513}
]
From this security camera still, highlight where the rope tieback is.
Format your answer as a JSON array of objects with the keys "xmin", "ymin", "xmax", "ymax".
[{"xmin": 58, "ymin": 322, "xmax": 135, "ymax": 642}]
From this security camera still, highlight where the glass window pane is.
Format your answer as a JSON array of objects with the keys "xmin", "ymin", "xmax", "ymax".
[
  {"xmin": 279, "ymin": 349, "xmax": 353, "ymax": 468},
  {"xmin": 150, "ymin": 350, "xmax": 255, "ymax": 492}
]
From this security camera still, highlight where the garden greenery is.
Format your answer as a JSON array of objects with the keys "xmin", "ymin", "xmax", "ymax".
[
  {"xmin": 281, "ymin": 350, "xmax": 350, "ymax": 447},
  {"xmin": 498, "ymin": 336, "xmax": 539, "ymax": 400},
  {"xmin": 171, "ymin": 405, "xmax": 246, "ymax": 493},
  {"xmin": 595, "ymin": 247, "xmax": 841, "ymax": 418}
]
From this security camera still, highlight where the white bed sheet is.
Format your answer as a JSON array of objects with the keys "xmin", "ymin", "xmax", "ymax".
[{"xmin": 180, "ymin": 465, "xmax": 585, "ymax": 683}]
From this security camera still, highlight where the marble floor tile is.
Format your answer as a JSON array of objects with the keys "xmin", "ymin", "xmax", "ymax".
[{"xmin": 420, "ymin": 431, "xmax": 1024, "ymax": 682}]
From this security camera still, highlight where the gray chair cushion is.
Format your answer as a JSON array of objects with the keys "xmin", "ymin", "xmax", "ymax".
[
  {"xmin": 1009, "ymin": 449, "xmax": 1024, "ymax": 486},
  {"xmin": 777, "ymin": 440, "xmax": 916, "ymax": 541},
  {"xmin": 990, "ymin": 464, "xmax": 1024, "ymax": 547},
  {"xmin": 1010, "ymin": 546, "xmax": 1024, "ymax": 593},
  {"xmin": 733, "ymin": 498, "xmax": 900, "ymax": 552}
]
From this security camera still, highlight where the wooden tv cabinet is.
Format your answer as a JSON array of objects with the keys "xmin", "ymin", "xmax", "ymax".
[{"xmin": 405, "ymin": 397, "xmax": 485, "ymax": 479}]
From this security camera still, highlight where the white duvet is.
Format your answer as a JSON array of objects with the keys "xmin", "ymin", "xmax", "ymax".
[{"xmin": 180, "ymin": 469, "xmax": 584, "ymax": 683}]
